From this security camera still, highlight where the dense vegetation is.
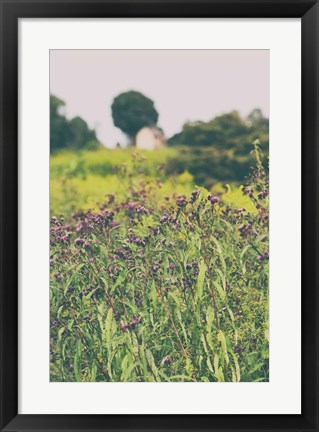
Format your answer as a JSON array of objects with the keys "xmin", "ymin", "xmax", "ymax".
[
  {"xmin": 50, "ymin": 147, "xmax": 257, "ymax": 217},
  {"xmin": 50, "ymin": 95, "xmax": 100, "ymax": 153},
  {"xmin": 51, "ymin": 92, "xmax": 269, "ymax": 188},
  {"xmin": 50, "ymin": 141, "xmax": 269, "ymax": 382},
  {"xmin": 166, "ymin": 110, "xmax": 269, "ymax": 186}
]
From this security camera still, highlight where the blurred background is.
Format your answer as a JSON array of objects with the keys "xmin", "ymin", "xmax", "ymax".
[{"xmin": 50, "ymin": 49, "xmax": 269, "ymax": 216}]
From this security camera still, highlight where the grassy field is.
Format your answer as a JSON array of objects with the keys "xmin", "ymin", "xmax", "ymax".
[
  {"xmin": 50, "ymin": 147, "xmax": 257, "ymax": 216},
  {"xmin": 50, "ymin": 143, "xmax": 269, "ymax": 382}
]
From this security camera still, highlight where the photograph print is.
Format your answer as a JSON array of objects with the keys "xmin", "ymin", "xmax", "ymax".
[{"xmin": 50, "ymin": 50, "xmax": 269, "ymax": 382}]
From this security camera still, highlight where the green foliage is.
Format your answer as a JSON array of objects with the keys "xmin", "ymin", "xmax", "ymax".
[
  {"xmin": 111, "ymin": 91, "xmax": 159, "ymax": 144},
  {"xmin": 50, "ymin": 143, "xmax": 269, "ymax": 382},
  {"xmin": 166, "ymin": 110, "xmax": 269, "ymax": 185},
  {"xmin": 165, "ymin": 146, "xmax": 254, "ymax": 186},
  {"xmin": 50, "ymin": 147, "xmax": 257, "ymax": 217},
  {"xmin": 50, "ymin": 95, "xmax": 70, "ymax": 153},
  {"xmin": 68, "ymin": 117, "xmax": 98, "ymax": 151},
  {"xmin": 50, "ymin": 95, "xmax": 100, "ymax": 153},
  {"xmin": 168, "ymin": 110, "xmax": 269, "ymax": 151}
]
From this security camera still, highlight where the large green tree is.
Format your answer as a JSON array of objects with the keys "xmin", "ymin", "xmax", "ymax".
[
  {"xmin": 50, "ymin": 95, "xmax": 70, "ymax": 152},
  {"xmin": 68, "ymin": 116, "xmax": 98, "ymax": 151},
  {"xmin": 50, "ymin": 95, "xmax": 99, "ymax": 152},
  {"xmin": 111, "ymin": 91, "xmax": 159, "ymax": 145}
]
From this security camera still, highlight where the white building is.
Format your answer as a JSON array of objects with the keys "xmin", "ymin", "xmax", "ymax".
[{"xmin": 136, "ymin": 127, "xmax": 165, "ymax": 150}]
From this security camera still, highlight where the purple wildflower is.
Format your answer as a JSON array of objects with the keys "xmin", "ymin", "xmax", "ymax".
[
  {"xmin": 54, "ymin": 273, "xmax": 63, "ymax": 281},
  {"xmin": 243, "ymin": 188, "xmax": 254, "ymax": 198},
  {"xmin": 160, "ymin": 214, "xmax": 168, "ymax": 223},
  {"xmin": 75, "ymin": 237, "xmax": 85, "ymax": 246},
  {"xmin": 190, "ymin": 190, "xmax": 200, "ymax": 203},
  {"xmin": 176, "ymin": 195, "xmax": 187, "ymax": 208},
  {"xmin": 163, "ymin": 356, "xmax": 171, "ymax": 365},
  {"xmin": 210, "ymin": 196, "xmax": 220, "ymax": 205},
  {"xmin": 234, "ymin": 345, "xmax": 242, "ymax": 354}
]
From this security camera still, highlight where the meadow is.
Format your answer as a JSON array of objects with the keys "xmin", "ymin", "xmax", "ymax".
[
  {"xmin": 50, "ymin": 141, "xmax": 269, "ymax": 382},
  {"xmin": 50, "ymin": 147, "xmax": 257, "ymax": 216}
]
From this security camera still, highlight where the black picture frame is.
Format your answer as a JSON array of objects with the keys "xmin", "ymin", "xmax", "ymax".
[{"xmin": 0, "ymin": 1, "xmax": 318, "ymax": 431}]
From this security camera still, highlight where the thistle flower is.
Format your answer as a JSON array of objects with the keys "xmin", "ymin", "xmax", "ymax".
[
  {"xmin": 238, "ymin": 223, "xmax": 252, "ymax": 237},
  {"xmin": 137, "ymin": 206, "xmax": 148, "ymax": 214},
  {"xmin": 75, "ymin": 237, "xmax": 85, "ymax": 246},
  {"xmin": 54, "ymin": 273, "xmax": 63, "ymax": 281},
  {"xmin": 258, "ymin": 190, "xmax": 269, "ymax": 200},
  {"xmin": 234, "ymin": 345, "xmax": 242, "ymax": 354},
  {"xmin": 163, "ymin": 356, "xmax": 171, "ymax": 365},
  {"xmin": 176, "ymin": 195, "xmax": 187, "ymax": 208},
  {"xmin": 243, "ymin": 188, "xmax": 253, "ymax": 198},
  {"xmin": 183, "ymin": 278, "xmax": 192, "ymax": 289},
  {"xmin": 148, "ymin": 226, "xmax": 159, "ymax": 236},
  {"xmin": 120, "ymin": 315, "xmax": 140, "ymax": 331},
  {"xmin": 210, "ymin": 196, "xmax": 220, "ymax": 205},
  {"xmin": 160, "ymin": 214, "xmax": 168, "ymax": 223},
  {"xmin": 190, "ymin": 190, "xmax": 200, "ymax": 203}
]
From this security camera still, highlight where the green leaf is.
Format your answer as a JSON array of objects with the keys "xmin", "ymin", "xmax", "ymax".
[
  {"xmin": 196, "ymin": 260, "xmax": 207, "ymax": 301},
  {"xmin": 201, "ymin": 376, "xmax": 210, "ymax": 382},
  {"xmin": 226, "ymin": 306, "xmax": 235, "ymax": 323},
  {"xmin": 218, "ymin": 330, "xmax": 229, "ymax": 364},
  {"xmin": 246, "ymin": 362, "xmax": 264, "ymax": 377},
  {"xmin": 90, "ymin": 361, "xmax": 97, "ymax": 382},
  {"xmin": 206, "ymin": 305, "xmax": 214, "ymax": 330},
  {"xmin": 215, "ymin": 268, "xmax": 226, "ymax": 290},
  {"xmin": 121, "ymin": 354, "xmax": 137, "ymax": 381},
  {"xmin": 146, "ymin": 349, "xmax": 160, "ymax": 382},
  {"xmin": 240, "ymin": 244, "xmax": 251, "ymax": 259},
  {"xmin": 214, "ymin": 354, "xmax": 219, "ymax": 375},
  {"xmin": 231, "ymin": 352, "xmax": 241, "ymax": 382},
  {"xmin": 215, "ymin": 367, "xmax": 225, "ymax": 382},
  {"xmin": 149, "ymin": 280, "xmax": 158, "ymax": 309},
  {"xmin": 264, "ymin": 322, "xmax": 269, "ymax": 341},
  {"xmin": 122, "ymin": 362, "xmax": 138, "ymax": 382},
  {"xmin": 111, "ymin": 270, "xmax": 126, "ymax": 293},
  {"xmin": 206, "ymin": 356, "xmax": 214, "ymax": 375},
  {"xmin": 211, "ymin": 235, "xmax": 222, "ymax": 254},
  {"xmin": 74, "ymin": 339, "xmax": 82, "ymax": 382},
  {"xmin": 104, "ymin": 308, "xmax": 114, "ymax": 345},
  {"xmin": 214, "ymin": 280, "xmax": 226, "ymax": 302},
  {"xmin": 85, "ymin": 289, "xmax": 97, "ymax": 299},
  {"xmin": 57, "ymin": 326, "xmax": 65, "ymax": 343},
  {"xmin": 67, "ymin": 319, "xmax": 74, "ymax": 331},
  {"xmin": 57, "ymin": 305, "xmax": 63, "ymax": 319},
  {"xmin": 230, "ymin": 365, "xmax": 237, "ymax": 382}
]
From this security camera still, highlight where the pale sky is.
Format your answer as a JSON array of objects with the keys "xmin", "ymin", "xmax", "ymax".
[{"xmin": 50, "ymin": 50, "xmax": 269, "ymax": 147}]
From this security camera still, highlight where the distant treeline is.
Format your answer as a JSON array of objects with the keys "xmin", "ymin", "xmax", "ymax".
[
  {"xmin": 50, "ymin": 92, "xmax": 269, "ymax": 184},
  {"xmin": 166, "ymin": 109, "xmax": 269, "ymax": 186},
  {"xmin": 50, "ymin": 95, "xmax": 100, "ymax": 153}
]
